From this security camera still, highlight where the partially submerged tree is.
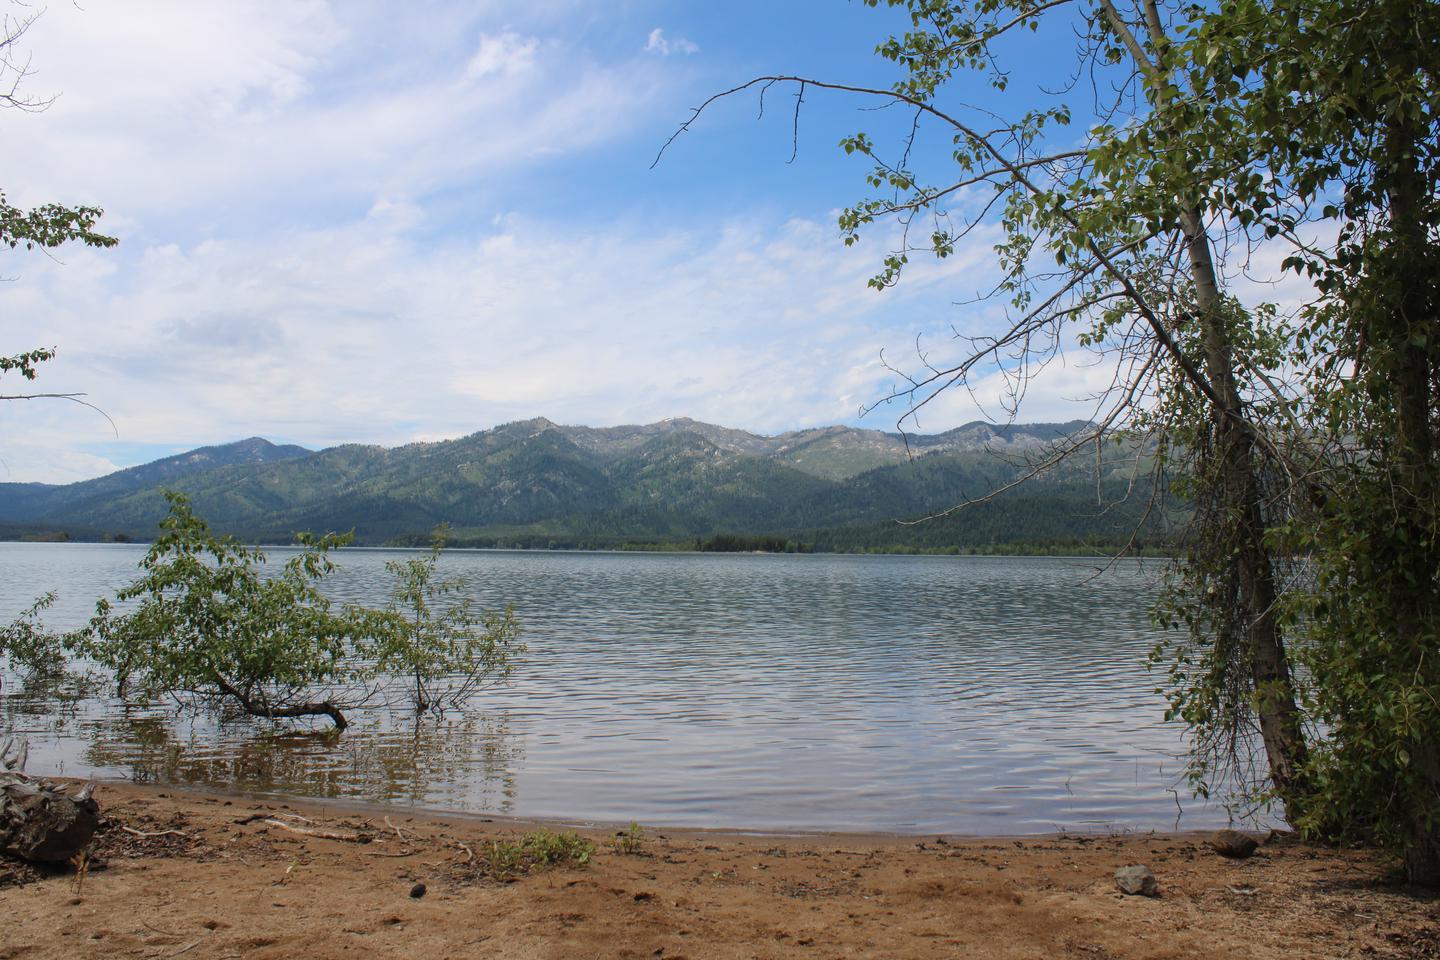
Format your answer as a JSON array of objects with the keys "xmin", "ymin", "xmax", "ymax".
[
  {"xmin": 0, "ymin": 593, "xmax": 69, "ymax": 691},
  {"xmin": 378, "ymin": 524, "xmax": 523, "ymax": 714},
  {"xmin": 79, "ymin": 493, "xmax": 397, "ymax": 731},
  {"xmin": 75, "ymin": 497, "xmax": 526, "ymax": 732}
]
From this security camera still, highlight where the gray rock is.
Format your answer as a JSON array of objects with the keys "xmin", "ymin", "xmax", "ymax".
[
  {"xmin": 1114, "ymin": 864, "xmax": 1159, "ymax": 897},
  {"xmin": 1209, "ymin": 829, "xmax": 1260, "ymax": 859}
]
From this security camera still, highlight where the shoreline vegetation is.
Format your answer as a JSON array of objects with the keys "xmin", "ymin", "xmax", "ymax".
[{"xmin": 2, "ymin": 781, "xmax": 1433, "ymax": 959}]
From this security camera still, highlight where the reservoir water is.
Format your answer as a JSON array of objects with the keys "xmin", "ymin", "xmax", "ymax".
[{"xmin": 0, "ymin": 542, "xmax": 1242, "ymax": 834}]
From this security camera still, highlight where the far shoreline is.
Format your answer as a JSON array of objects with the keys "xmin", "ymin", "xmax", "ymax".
[{"xmin": 0, "ymin": 537, "xmax": 1178, "ymax": 561}]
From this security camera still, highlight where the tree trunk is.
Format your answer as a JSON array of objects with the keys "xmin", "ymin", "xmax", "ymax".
[
  {"xmin": 1181, "ymin": 209, "xmax": 1311, "ymax": 821},
  {"xmin": 215, "ymin": 680, "xmax": 349, "ymax": 731},
  {"xmin": 1107, "ymin": 0, "xmax": 1313, "ymax": 820},
  {"xmin": 1, "ymin": 735, "xmax": 99, "ymax": 864},
  {"xmin": 1404, "ymin": 740, "xmax": 1440, "ymax": 886},
  {"xmin": 1378, "ymin": 119, "xmax": 1440, "ymax": 885},
  {"xmin": 240, "ymin": 698, "xmax": 349, "ymax": 731}
]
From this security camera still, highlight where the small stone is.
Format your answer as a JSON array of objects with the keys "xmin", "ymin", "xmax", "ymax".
[
  {"xmin": 1114, "ymin": 864, "xmax": 1159, "ymax": 897},
  {"xmin": 1209, "ymin": 829, "xmax": 1259, "ymax": 859},
  {"xmin": 408, "ymin": 882, "xmax": 427, "ymax": 899}
]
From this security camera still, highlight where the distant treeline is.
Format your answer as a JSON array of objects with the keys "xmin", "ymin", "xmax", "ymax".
[{"xmin": 382, "ymin": 528, "xmax": 1174, "ymax": 558}]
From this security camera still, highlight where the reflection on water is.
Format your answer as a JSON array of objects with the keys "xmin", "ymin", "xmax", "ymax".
[
  {"xmin": 0, "ymin": 543, "xmax": 1248, "ymax": 833},
  {"xmin": 78, "ymin": 712, "xmax": 521, "ymax": 811}
]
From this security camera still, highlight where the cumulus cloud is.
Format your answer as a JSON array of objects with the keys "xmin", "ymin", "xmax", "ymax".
[
  {"xmin": 0, "ymin": 4, "xmax": 657, "ymax": 228},
  {"xmin": 3, "ymin": 207, "xmax": 1001, "ymax": 478},
  {"xmin": 465, "ymin": 32, "xmax": 539, "ymax": 79},
  {"xmin": 0, "ymin": 2, "xmax": 1110, "ymax": 484},
  {"xmin": 645, "ymin": 28, "xmax": 699, "ymax": 56}
]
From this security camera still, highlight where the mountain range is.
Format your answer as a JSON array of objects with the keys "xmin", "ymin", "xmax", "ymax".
[{"xmin": 0, "ymin": 417, "xmax": 1175, "ymax": 552}]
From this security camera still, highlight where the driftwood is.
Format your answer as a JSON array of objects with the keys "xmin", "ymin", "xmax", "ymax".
[
  {"xmin": 257, "ymin": 818, "xmax": 370, "ymax": 843},
  {"xmin": 1, "ymin": 733, "xmax": 100, "ymax": 863}
]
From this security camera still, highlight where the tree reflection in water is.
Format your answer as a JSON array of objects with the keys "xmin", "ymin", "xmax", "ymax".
[{"xmin": 80, "ymin": 710, "xmax": 522, "ymax": 813}]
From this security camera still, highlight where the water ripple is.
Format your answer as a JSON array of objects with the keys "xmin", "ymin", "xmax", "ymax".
[{"xmin": 0, "ymin": 544, "xmax": 1249, "ymax": 833}]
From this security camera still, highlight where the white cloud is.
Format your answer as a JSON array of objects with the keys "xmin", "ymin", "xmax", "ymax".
[
  {"xmin": 465, "ymin": 32, "xmax": 539, "ymax": 79},
  {"xmin": 2, "ymin": 207, "xmax": 1025, "ymax": 481},
  {"xmin": 0, "ymin": 431, "xmax": 123, "ymax": 486},
  {"xmin": 645, "ymin": 28, "xmax": 699, "ymax": 57},
  {"xmin": 0, "ymin": 4, "xmax": 660, "ymax": 228}
]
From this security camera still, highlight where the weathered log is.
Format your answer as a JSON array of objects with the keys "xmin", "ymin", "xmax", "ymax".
[{"xmin": 1, "ymin": 734, "xmax": 99, "ymax": 863}]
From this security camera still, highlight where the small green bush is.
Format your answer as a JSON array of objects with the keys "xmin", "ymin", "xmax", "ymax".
[{"xmin": 474, "ymin": 829, "xmax": 595, "ymax": 881}]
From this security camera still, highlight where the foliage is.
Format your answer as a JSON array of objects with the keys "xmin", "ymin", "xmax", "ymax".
[
  {"xmin": 0, "ymin": 347, "xmax": 55, "ymax": 382},
  {"xmin": 77, "ymin": 492, "xmax": 397, "ymax": 730},
  {"xmin": 0, "ymin": 593, "xmax": 69, "ymax": 690},
  {"xmin": 377, "ymin": 524, "xmax": 522, "ymax": 713},
  {"xmin": 1207, "ymin": 0, "xmax": 1440, "ymax": 878},
  {"xmin": 0, "ymin": 190, "xmax": 116, "ymax": 254},
  {"xmin": 698, "ymin": 534, "xmax": 798, "ymax": 553}
]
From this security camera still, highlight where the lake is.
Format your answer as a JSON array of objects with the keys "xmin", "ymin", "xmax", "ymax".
[{"xmin": 0, "ymin": 542, "xmax": 1241, "ymax": 834}]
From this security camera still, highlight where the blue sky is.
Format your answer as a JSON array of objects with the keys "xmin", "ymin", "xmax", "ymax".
[{"xmin": 3, "ymin": 0, "xmax": 1114, "ymax": 483}]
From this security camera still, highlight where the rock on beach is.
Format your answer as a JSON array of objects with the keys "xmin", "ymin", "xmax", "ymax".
[{"xmin": 1114, "ymin": 864, "xmax": 1160, "ymax": 897}]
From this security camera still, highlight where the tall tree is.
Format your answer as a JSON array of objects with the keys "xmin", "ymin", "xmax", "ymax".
[
  {"xmin": 1190, "ymin": 0, "xmax": 1440, "ymax": 883},
  {"xmin": 662, "ymin": 0, "xmax": 1313, "ymax": 817}
]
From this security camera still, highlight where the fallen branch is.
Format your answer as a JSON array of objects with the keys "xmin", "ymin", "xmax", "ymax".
[
  {"xmin": 121, "ymin": 826, "xmax": 191, "ymax": 840},
  {"xmin": 455, "ymin": 840, "xmax": 474, "ymax": 864},
  {"xmin": 259, "ymin": 818, "xmax": 369, "ymax": 843}
]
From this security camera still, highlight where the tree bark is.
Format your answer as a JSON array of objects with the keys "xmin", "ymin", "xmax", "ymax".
[{"xmin": 1181, "ymin": 208, "xmax": 1311, "ymax": 821}]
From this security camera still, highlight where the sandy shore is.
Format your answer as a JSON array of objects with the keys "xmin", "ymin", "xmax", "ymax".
[{"xmin": 2, "ymin": 782, "xmax": 1437, "ymax": 959}]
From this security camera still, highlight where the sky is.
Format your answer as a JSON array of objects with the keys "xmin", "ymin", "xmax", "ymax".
[{"xmin": 3, "ymin": 0, "xmax": 1125, "ymax": 484}]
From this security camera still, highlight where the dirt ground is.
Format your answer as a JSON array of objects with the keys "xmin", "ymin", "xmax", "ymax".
[{"xmin": 2, "ymin": 782, "xmax": 1438, "ymax": 959}]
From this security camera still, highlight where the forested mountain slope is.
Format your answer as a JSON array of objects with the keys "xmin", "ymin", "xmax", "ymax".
[{"xmin": 1, "ymin": 418, "xmax": 1172, "ymax": 550}]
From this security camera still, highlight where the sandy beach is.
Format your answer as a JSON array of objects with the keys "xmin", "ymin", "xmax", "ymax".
[{"xmin": 1, "ymin": 782, "xmax": 1437, "ymax": 959}]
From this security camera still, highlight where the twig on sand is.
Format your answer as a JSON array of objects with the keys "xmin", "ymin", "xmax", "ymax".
[
  {"xmin": 144, "ymin": 920, "xmax": 184, "ymax": 938},
  {"xmin": 170, "ymin": 939, "xmax": 203, "ymax": 957},
  {"xmin": 122, "ymin": 826, "xmax": 192, "ymax": 839},
  {"xmin": 260, "ymin": 818, "xmax": 368, "ymax": 843},
  {"xmin": 274, "ymin": 812, "xmax": 317, "ymax": 825},
  {"xmin": 455, "ymin": 840, "xmax": 475, "ymax": 864},
  {"xmin": 384, "ymin": 816, "xmax": 408, "ymax": 842}
]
